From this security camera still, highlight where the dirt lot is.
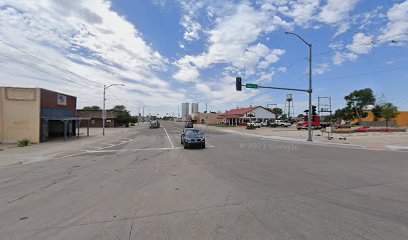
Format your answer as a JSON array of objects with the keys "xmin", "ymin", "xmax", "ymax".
[{"xmin": 200, "ymin": 125, "xmax": 408, "ymax": 149}]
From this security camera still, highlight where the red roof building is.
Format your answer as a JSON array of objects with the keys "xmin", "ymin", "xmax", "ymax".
[{"xmin": 218, "ymin": 106, "xmax": 276, "ymax": 126}]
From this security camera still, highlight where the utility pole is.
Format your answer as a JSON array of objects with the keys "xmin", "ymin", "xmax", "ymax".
[
  {"xmin": 285, "ymin": 32, "xmax": 313, "ymax": 141},
  {"xmin": 102, "ymin": 84, "xmax": 124, "ymax": 136}
]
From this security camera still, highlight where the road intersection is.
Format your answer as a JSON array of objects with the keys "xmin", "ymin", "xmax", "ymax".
[{"xmin": 0, "ymin": 121, "xmax": 407, "ymax": 239}]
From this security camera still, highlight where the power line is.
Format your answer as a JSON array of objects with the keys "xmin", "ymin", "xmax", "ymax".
[
  {"xmin": 0, "ymin": 52, "xmax": 90, "ymax": 88},
  {"xmin": 315, "ymin": 65, "xmax": 407, "ymax": 82},
  {"xmin": 312, "ymin": 32, "xmax": 408, "ymax": 58},
  {"xmin": 0, "ymin": 39, "xmax": 103, "ymax": 87}
]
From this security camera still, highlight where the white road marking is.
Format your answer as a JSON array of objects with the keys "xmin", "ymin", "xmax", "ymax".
[
  {"xmin": 164, "ymin": 127, "xmax": 175, "ymax": 149},
  {"xmin": 84, "ymin": 147, "xmax": 184, "ymax": 153},
  {"xmin": 82, "ymin": 145, "xmax": 215, "ymax": 154},
  {"xmin": 57, "ymin": 151, "xmax": 89, "ymax": 159}
]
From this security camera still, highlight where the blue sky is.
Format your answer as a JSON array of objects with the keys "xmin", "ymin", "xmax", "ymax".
[{"xmin": 0, "ymin": 0, "xmax": 407, "ymax": 116}]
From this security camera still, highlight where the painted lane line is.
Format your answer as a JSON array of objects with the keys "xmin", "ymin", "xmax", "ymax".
[
  {"xmin": 82, "ymin": 145, "xmax": 215, "ymax": 154},
  {"xmin": 164, "ymin": 127, "xmax": 175, "ymax": 149},
  {"xmin": 84, "ymin": 147, "xmax": 183, "ymax": 153}
]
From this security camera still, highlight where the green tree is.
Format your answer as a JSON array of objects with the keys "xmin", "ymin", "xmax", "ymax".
[
  {"xmin": 82, "ymin": 105, "xmax": 101, "ymax": 110},
  {"xmin": 334, "ymin": 107, "xmax": 355, "ymax": 121},
  {"xmin": 270, "ymin": 107, "xmax": 283, "ymax": 117},
  {"xmin": 380, "ymin": 103, "xmax": 399, "ymax": 127},
  {"xmin": 130, "ymin": 116, "xmax": 138, "ymax": 123},
  {"xmin": 111, "ymin": 105, "xmax": 131, "ymax": 126},
  {"xmin": 111, "ymin": 105, "xmax": 127, "ymax": 112},
  {"xmin": 344, "ymin": 88, "xmax": 376, "ymax": 124},
  {"xmin": 371, "ymin": 104, "xmax": 383, "ymax": 121}
]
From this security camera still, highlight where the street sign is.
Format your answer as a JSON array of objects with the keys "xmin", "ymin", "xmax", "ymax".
[{"xmin": 246, "ymin": 83, "xmax": 258, "ymax": 89}]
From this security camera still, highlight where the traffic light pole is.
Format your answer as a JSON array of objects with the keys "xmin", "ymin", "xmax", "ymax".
[
  {"xmin": 236, "ymin": 32, "xmax": 314, "ymax": 142},
  {"xmin": 285, "ymin": 31, "xmax": 313, "ymax": 142}
]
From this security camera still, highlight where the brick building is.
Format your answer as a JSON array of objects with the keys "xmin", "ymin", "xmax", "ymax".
[
  {"xmin": 0, "ymin": 87, "xmax": 87, "ymax": 143},
  {"xmin": 77, "ymin": 110, "xmax": 118, "ymax": 128}
]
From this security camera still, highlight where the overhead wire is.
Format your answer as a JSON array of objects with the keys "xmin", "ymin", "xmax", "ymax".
[
  {"xmin": 0, "ymin": 52, "xmax": 90, "ymax": 88},
  {"xmin": 0, "ymin": 38, "xmax": 103, "ymax": 87}
]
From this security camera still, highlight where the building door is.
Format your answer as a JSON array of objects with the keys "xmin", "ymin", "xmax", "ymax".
[{"xmin": 40, "ymin": 119, "xmax": 49, "ymax": 142}]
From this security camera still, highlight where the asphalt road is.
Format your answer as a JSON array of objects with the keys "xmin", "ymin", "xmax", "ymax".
[{"xmin": 1, "ymin": 121, "xmax": 408, "ymax": 240}]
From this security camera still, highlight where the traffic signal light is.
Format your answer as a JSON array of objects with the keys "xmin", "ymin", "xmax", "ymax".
[
  {"xmin": 236, "ymin": 77, "xmax": 242, "ymax": 91},
  {"xmin": 312, "ymin": 105, "xmax": 317, "ymax": 115}
]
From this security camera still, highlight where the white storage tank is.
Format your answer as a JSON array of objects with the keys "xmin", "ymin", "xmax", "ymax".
[
  {"xmin": 181, "ymin": 103, "xmax": 189, "ymax": 122},
  {"xmin": 191, "ymin": 103, "xmax": 199, "ymax": 113}
]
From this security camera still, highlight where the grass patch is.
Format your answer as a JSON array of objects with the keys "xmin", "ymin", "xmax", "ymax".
[{"xmin": 17, "ymin": 138, "xmax": 31, "ymax": 147}]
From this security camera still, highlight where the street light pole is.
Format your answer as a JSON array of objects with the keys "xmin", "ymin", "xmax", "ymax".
[
  {"xmin": 102, "ymin": 83, "xmax": 125, "ymax": 136},
  {"xmin": 285, "ymin": 32, "xmax": 313, "ymax": 141}
]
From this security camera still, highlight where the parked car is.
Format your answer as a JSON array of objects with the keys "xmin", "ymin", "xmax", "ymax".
[
  {"xmin": 180, "ymin": 128, "xmax": 205, "ymax": 149},
  {"xmin": 247, "ymin": 120, "xmax": 262, "ymax": 128},
  {"xmin": 149, "ymin": 120, "xmax": 160, "ymax": 128},
  {"xmin": 261, "ymin": 120, "xmax": 272, "ymax": 127},
  {"xmin": 272, "ymin": 120, "xmax": 291, "ymax": 127}
]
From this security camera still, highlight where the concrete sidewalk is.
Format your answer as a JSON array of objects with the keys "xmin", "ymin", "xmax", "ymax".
[
  {"xmin": 197, "ymin": 124, "xmax": 408, "ymax": 151},
  {"xmin": 0, "ymin": 124, "xmax": 147, "ymax": 168}
]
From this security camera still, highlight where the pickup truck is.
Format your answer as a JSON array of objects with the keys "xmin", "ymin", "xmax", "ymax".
[
  {"xmin": 272, "ymin": 120, "xmax": 291, "ymax": 127},
  {"xmin": 247, "ymin": 121, "xmax": 262, "ymax": 128}
]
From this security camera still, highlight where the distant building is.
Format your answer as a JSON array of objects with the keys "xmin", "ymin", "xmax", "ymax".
[
  {"xmin": 191, "ymin": 103, "xmax": 199, "ymax": 113},
  {"xmin": 0, "ymin": 87, "xmax": 85, "ymax": 143},
  {"xmin": 355, "ymin": 111, "xmax": 408, "ymax": 127},
  {"xmin": 181, "ymin": 103, "xmax": 189, "ymax": 122},
  {"xmin": 191, "ymin": 112, "xmax": 221, "ymax": 124},
  {"xmin": 218, "ymin": 106, "xmax": 276, "ymax": 126},
  {"xmin": 77, "ymin": 110, "xmax": 118, "ymax": 128}
]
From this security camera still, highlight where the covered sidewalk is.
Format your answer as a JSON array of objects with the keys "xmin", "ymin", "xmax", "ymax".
[{"xmin": 41, "ymin": 117, "xmax": 91, "ymax": 141}]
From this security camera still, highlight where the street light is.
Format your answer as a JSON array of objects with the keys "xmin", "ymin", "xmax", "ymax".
[
  {"xmin": 103, "ymin": 83, "xmax": 125, "ymax": 136},
  {"xmin": 285, "ymin": 31, "xmax": 313, "ymax": 142}
]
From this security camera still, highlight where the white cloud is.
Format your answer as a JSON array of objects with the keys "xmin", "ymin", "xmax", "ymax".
[
  {"xmin": 333, "ymin": 22, "xmax": 350, "ymax": 37},
  {"xmin": 0, "ymin": 0, "xmax": 186, "ymax": 113},
  {"xmin": 178, "ymin": 0, "xmax": 206, "ymax": 41},
  {"xmin": 181, "ymin": 15, "xmax": 202, "ymax": 41},
  {"xmin": 333, "ymin": 52, "xmax": 358, "ymax": 65},
  {"xmin": 314, "ymin": 63, "xmax": 330, "ymax": 75},
  {"xmin": 348, "ymin": 33, "xmax": 374, "ymax": 54},
  {"xmin": 271, "ymin": 0, "xmax": 320, "ymax": 25},
  {"xmin": 174, "ymin": 3, "xmax": 287, "ymax": 83},
  {"xmin": 173, "ymin": 61, "xmax": 200, "ymax": 82},
  {"xmin": 318, "ymin": 0, "xmax": 360, "ymax": 24},
  {"xmin": 380, "ymin": 1, "xmax": 408, "ymax": 45}
]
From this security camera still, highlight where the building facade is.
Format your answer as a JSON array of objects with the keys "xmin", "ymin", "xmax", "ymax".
[
  {"xmin": 191, "ymin": 112, "xmax": 221, "ymax": 124},
  {"xmin": 77, "ymin": 110, "xmax": 118, "ymax": 128},
  {"xmin": 0, "ymin": 87, "xmax": 78, "ymax": 143},
  {"xmin": 357, "ymin": 111, "xmax": 408, "ymax": 127},
  {"xmin": 218, "ymin": 106, "xmax": 276, "ymax": 126}
]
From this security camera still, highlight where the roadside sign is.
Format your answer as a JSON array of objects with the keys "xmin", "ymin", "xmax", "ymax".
[{"xmin": 246, "ymin": 83, "xmax": 258, "ymax": 89}]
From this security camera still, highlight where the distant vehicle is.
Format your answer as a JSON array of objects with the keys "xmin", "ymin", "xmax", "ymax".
[
  {"xmin": 261, "ymin": 120, "xmax": 271, "ymax": 127},
  {"xmin": 184, "ymin": 122, "xmax": 194, "ymax": 128},
  {"xmin": 297, "ymin": 116, "xmax": 321, "ymax": 130},
  {"xmin": 272, "ymin": 120, "xmax": 291, "ymax": 127},
  {"xmin": 149, "ymin": 120, "xmax": 160, "ymax": 128},
  {"xmin": 180, "ymin": 128, "xmax": 205, "ymax": 149},
  {"xmin": 247, "ymin": 120, "xmax": 262, "ymax": 128}
]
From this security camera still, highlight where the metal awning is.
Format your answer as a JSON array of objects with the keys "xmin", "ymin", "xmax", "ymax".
[
  {"xmin": 41, "ymin": 117, "xmax": 91, "ymax": 121},
  {"xmin": 41, "ymin": 117, "xmax": 91, "ymax": 141}
]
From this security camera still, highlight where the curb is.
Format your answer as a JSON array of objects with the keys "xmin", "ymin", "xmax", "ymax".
[{"xmin": 204, "ymin": 126, "xmax": 408, "ymax": 152}]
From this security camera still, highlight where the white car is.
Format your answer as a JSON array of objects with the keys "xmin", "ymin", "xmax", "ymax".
[
  {"xmin": 273, "ymin": 120, "xmax": 291, "ymax": 127},
  {"xmin": 247, "ymin": 121, "xmax": 262, "ymax": 128}
]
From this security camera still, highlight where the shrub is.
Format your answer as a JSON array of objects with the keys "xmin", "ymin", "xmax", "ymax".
[
  {"xmin": 246, "ymin": 124, "xmax": 256, "ymax": 130},
  {"xmin": 18, "ymin": 138, "xmax": 31, "ymax": 147}
]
